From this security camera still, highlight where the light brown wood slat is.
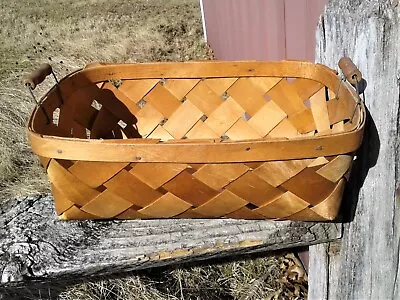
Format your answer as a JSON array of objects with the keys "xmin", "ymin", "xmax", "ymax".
[
  {"xmin": 51, "ymin": 183, "xmax": 74, "ymax": 215},
  {"xmin": 39, "ymin": 156, "xmax": 51, "ymax": 169},
  {"xmin": 68, "ymin": 161, "xmax": 128, "ymax": 188},
  {"xmin": 138, "ymin": 193, "xmax": 192, "ymax": 218},
  {"xmin": 28, "ymin": 126, "xmax": 365, "ymax": 163},
  {"xmin": 287, "ymin": 108, "xmax": 316, "ymax": 134},
  {"xmin": 116, "ymin": 208, "xmax": 149, "ymax": 219},
  {"xmin": 163, "ymin": 79, "xmax": 200, "ymax": 100},
  {"xmin": 226, "ymin": 172, "xmax": 284, "ymax": 207},
  {"xmin": 266, "ymin": 79, "xmax": 307, "ymax": 116},
  {"xmin": 104, "ymin": 170, "xmax": 163, "ymax": 207},
  {"xmin": 225, "ymin": 118, "xmax": 262, "ymax": 141},
  {"xmin": 193, "ymin": 164, "xmax": 249, "ymax": 190},
  {"xmin": 253, "ymin": 159, "xmax": 312, "ymax": 187},
  {"xmin": 331, "ymin": 120, "xmax": 345, "ymax": 133},
  {"xmin": 118, "ymin": 79, "xmax": 159, "ymax": 103},
  {"xmin": 280, "ymin": 167, "xmax": 337, "ymax": 206},
  {"xmin": 162, "ymin": 100, "xmax": 203, "ymax": 139},
  {"xmin": 253, "ymin": 192, "xmax": 310, "ymax": 219},
  {"xmin": 147, "ymin": 125, "xmax": 175, "ymax": 141},
  {"xmin": 280, "ymin": 207, "xmax": 328, "ymax": 221},
  {"xmin": 143, "ymin": 83, "xmax": 182, "ymax": 118},
  {"xmin": 310, "ymin": 178, "xmax": 345, "ymax": 220},
  {"xmin": 326, "ymin": 98, "xmax": 354, "ymax": 124},
  {"xmin": 129, "ymin": 163, "xmax": 188, "ymax": 189},
  {"xmin": 204, "ymin": 78, "xmax": 238, "ymax": 95},
  {"xmin": 227, "ymin": 78, "xmax": 268, "ymax": 116},
  {"xmin": 134, "ymin": 103, "xmax": 164, "ymax": 137},
  {"xmin": 247, "ymin": 101, "xmax": 287, "ymax": 136},
  {"xmin": 249, "ymin": 77, "xmax": 282, "ymax": 93},
  {"xmin": 224, "ymin": 207, "xmax": 265, "ymax": 219},
  {"xmin": 80, "ymin": 190, "xmax": 134, "ymax": 218},
  {"xmin": 185, "ymin": 119, "xmax": 220, "ymax": 139},
  {"xmin": 310, "ymin": 87, "xmax": 331, "ymax": 133},
  {"xmin": 162, "ymin": 171, "xmax": 219, "ymax": 207},
  {"xmin": 267, "ymin": 118, "xmax": 299, "ymax": 138},
  {"xmin": 191, "ymin": 190, "xmax": 248, "ymax": 217},
  {"xmin": 60, "ymin": 205, "xmax": 98, "ymax": 220},
  {"xmin": 308, "ymin": 156, "xmax": 329, "ymax": 167},
  {"xmin": 204, "ymin": 97, "xmax": 245, "ymax": 136},
  {"xmin": 47, "ymin": 159, "xmax": 100, "ymax": 207},
  {"xmin": 316, "ymin": 155, "xmax": 353, "ymax": 182},
  {"xmin": 289, "ymin": 78, "xmax": 324, "ymax": 100},
  {"xmin": 185, "ymin": 81, "xmax": 224, "ymax": 115}
]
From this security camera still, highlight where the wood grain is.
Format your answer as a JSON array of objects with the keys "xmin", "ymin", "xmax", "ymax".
[
  {"xmin": 308, "ymin": 0, "xmax": 400, "ymax": 299},
  {"xmin": 0, "ymin": 195, "xmax": 341, "ymax": 287}
]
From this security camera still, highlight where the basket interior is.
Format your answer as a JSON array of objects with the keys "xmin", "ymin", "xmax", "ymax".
[{"xmin": 31, "ymin": 65, "xmax": 361, "ymax": 142}]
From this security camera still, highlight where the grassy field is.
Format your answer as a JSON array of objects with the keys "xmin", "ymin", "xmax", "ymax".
[{"xmin": 0, "ymin": 0, "xmax": 307, "ymax": 299}]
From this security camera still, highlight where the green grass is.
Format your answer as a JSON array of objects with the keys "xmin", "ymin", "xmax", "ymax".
[{"xmin": 0, "ymin": 0, "xmax": 307, "ymax": 299}]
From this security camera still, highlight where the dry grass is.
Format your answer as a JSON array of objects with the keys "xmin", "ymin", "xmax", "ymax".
[
  {"xmin": 0, "ymin": 0, "xmax": 307, "ymax": 299},
  {"xmin": 0, "ymin": 0, "xmax": 210, "ymax": 200},
  {"xmin": 56, "ymin": 254, "xmax": 306, "ymax": 300}
]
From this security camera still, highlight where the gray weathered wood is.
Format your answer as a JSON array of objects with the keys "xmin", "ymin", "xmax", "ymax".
[
  {"xmin": 0, "ymin": 195, "xmax": 341, "ymax": 287},
  {"xmin": 309, "ymin": 1, "xmax": 400, "ymax": 299}
]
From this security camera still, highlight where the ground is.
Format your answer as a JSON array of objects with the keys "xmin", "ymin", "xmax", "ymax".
[{"xmin": 0, "ymin": 0, "xmax": 307, "ymax": 299}]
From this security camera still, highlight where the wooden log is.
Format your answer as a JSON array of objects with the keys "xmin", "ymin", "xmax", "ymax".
[
  {"xmin": 0, "ymin": 195, "xmax": 341, "ymax": 287},
  {"xmin": 308, "ymin": 1, "xmax": 400, "ymax": 299}
]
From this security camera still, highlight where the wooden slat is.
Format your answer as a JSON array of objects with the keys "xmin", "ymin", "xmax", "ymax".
[
  {"xmin": 193, "ymin": 164, "xmax": 249, "ymax": 190},
  {"xmin": 143, "ymin": 83, "xmax": 181, "ymax": 118},
  {"xmin": 226, "ymin": 172, "xmax": 284, "ymax": 207},
  {"xmin": 104, "ymin": 170, "xmax": 163, "ymax": 207},
  {"xmin": 191, "ymin": 190, "xmax": 248, "ymax": 217},
  {"xmin": 68, "ymin": 161, "xmax": 128, "ymax": 188},
  {"xmin": 47, "ymin": 160, "xmax": 100, "ymax": 207},
  {"xmin": 28, "ymin": 125, "xmax": 365, "ymax": 163},
  {"xmin": 266, "ymin": 79, "xmax": 306, "ymax": 116},
  {"xmin": 185, "ymin": 81, "xmax": 223, "ymax": 115},
  {"xmin": 162, "ymin": 101, "xmax": 203, "ymax": 139},
  {"xmin": 163, "ymin": 79, "xmax": 200, "ymax": 100},
  {"xmin": 310, "ymin": 87, "xmax": 331, "ymax": 133},
  {"xmin": 204, "ymin": 97, "xmax": 245, "ymax": 136},
  {"xmin": 227, "ymin": 78, "xmax": 267, "ymax": 116},
  {"xmin": 0, "ymin": 195, "xmax": 342, "ymax": 287},
  {"xmin": 247, "ymin": 101, "xmax": 287, "ymax": 136},
  {"xmin": 118, "ymin": 79, "xmax": 159, "ymax": 103},
  {"xmin": 204, "ymin": 78, "xmax": 238, "ymax": 95},
  {"xmin": 225, "ymin": 118, "xmax": 262, "ymax": 141},
  {"xmin": 130, "ymin": 163, "xmax": 188, "ymax": 189}
]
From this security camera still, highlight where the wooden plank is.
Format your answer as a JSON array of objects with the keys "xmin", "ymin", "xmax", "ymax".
[
  {"xmin": 0, "ymin": 195, "xmax": 341, "ymax": 287},
  {"xmin": 308, "ymin": 1, "xmax": 400, "ymax": 299}
]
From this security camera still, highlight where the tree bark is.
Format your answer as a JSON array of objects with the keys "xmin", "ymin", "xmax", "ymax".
[
  {"xmin": 0, "ymin": 195, "xmax": 341, "ymax": 287},
  {"xmin": 309, "ymin": 1, "xmax": 400, "ymax": 299}
]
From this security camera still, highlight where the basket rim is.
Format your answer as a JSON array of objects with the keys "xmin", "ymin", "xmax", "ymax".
[{"xmin": 27, "ymin": 60, "xmax": 366, "ymax": 163}]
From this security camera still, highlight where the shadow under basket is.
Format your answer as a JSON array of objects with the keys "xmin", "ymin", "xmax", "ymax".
[{"xmin": 26, "ymin": 60, "xmax": 365, "ymax": 221}]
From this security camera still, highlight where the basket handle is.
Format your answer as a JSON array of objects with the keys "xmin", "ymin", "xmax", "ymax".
[
  {"xmin": 24, "ymin": 63, "xmax": 53, "ymax": 90},
  {"xmin": 338, "ymin": 57, "xmax": 362, "ymax": 86}
]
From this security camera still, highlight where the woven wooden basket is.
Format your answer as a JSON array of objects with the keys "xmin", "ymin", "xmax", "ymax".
[{"xmin": 26, "ymin": 59, "xmax": 365, "ymax": 221}]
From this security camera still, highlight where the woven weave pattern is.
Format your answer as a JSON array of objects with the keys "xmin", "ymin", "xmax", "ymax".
[
  {"xmin": 29, "ymin": 61, "xmax": 364, "ymax": 220},
  {"xmin": 34, "ymin": 75, "xmax": 355, "ymax": 142},
  {"xmin": 45, "ymin": 155, "xmax": 351, "ymax": 220}
]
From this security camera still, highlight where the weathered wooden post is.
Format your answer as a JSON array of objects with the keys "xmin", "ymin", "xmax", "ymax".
[{"xmin": 309, "ymin": 0, "xmax": 400, "ymax": 298}]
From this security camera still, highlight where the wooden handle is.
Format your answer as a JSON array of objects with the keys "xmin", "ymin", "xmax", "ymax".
[
  {"xmin": 24, "ymin": 63, "xmax": 53, "ymax": 90},
  {"xmin": 338, "ymin": 57, "xmax": 362, "ymax": 85}
]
